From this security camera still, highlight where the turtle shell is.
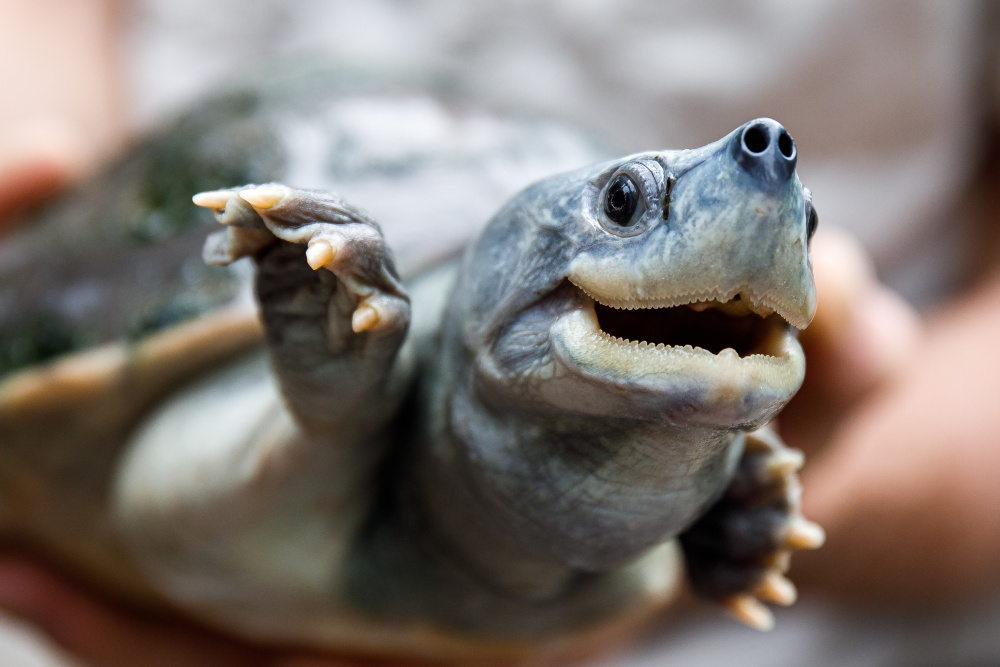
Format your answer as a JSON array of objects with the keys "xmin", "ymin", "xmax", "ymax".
[{"xmin": 0, "ymin": 69, "xmax": 603, "ymax": 609}]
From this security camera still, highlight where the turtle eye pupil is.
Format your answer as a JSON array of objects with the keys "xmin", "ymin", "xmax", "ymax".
[
  {"xmin": 806, "ymin": 202, "xmax": 819, "ymax": 239},
  {"xmin": 604, "ymin": 174, "xmax": 639, "ymax": 226}
]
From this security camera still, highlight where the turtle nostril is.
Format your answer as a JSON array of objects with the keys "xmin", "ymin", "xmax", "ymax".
[
  {"xmin": 732, "ymin": 119, "xmax": 796, "ymax": 186},
  {"xmin": 743, "ymin": 125, "xmax": 770, "ymax": 153},
  {"xmin": 778, "ymin": 131, "xmax": 795, "ymax": 159}
]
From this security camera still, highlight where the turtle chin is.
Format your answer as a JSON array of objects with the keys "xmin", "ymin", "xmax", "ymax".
[{"xmin": 544, "ymin": 285, "xmax": 805, "ymax": 429}]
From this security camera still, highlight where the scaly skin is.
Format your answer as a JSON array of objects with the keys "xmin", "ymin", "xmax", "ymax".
[
  {"xmin": 4, "ymin": 114, "xmax": 822, "ymax": 662},
  {"xmin": 406, "ymin": 118, "xmax": 822, "ymax": 633}
]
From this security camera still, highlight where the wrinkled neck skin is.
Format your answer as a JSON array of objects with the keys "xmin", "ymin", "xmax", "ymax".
[{"xmin": 412, "ymin": 122, "xmax": 816, "ymax": 599}]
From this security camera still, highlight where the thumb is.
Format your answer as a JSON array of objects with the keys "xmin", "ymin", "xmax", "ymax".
[
  {"xmin": 801, "ymin": 226, "xmax": 922, "ymax": 401},
  {"xmin": 0, "ymin": 555, "xmax": 268, "ymax": 667},
  {"xmin": 0, "ymin": 118, "xmax": 84, "ymax": 227}
]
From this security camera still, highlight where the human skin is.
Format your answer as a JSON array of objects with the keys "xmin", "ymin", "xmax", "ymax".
[
  {"xmin": 0, "ymin": 555, "xmax": 368, "ymax": 667},
  {"xmin": 0, "ymin": 0, "xmax": 123, "ymax": 224},
  {"xmin": 0, "ymin": 4, "xmax": 369, "ymax": 662},
  {"xmin": 788, "ymin": 233, "xmax": 1000, "ymax": 604}
]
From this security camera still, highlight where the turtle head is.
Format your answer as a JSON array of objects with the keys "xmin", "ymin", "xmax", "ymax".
[{"xmin": 455, "ymin": 118, "xmax": 817, "ymax": 431}]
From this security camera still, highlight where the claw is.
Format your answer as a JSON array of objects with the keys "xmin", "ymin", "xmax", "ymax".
[
  {"xmin": 766, "ymin": 449, "xmax": 805, "ymax": 478},
  {"xmin": 192, "ymin": 189, "xmax": 235, "ymax": 211},
  {"xmin": 756, "ymin": 571, "xmax": 797, "ymax": 606},
  {"xmin": 764, "ymin": 550, "xmax": 792, "ymax": 573},
  {"xmin": 240, "ymin": 185, "xmax": 288, "ymax": 210},
  {"xmin": 725, "ymin": 595, "xmax": 775, "ymax": 631},
  {"xmin": 784, "ymin": 517, "xmax": 826, "ymax": 550},
  {"xmin": 352, "ymin": 304, "xmax": 380, "ymax": 333},
  {"xmin": 306, "ymin": 240, "xmax": 336, "ymax": 270}
]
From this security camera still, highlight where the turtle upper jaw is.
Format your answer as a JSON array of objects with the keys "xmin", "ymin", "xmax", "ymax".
[{"xmin": 546, "ymin": 281, "xmax": 805, "ymax": 426}]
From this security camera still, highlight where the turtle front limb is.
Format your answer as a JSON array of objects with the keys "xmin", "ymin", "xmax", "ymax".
[
  {"xmin": 108, "ymin": 185, "xmax": 412, "ymax": 617},
  {"xmin": 195, "ymin": 184, "xmax": 410, "ymax": 438},
  {"xmin": 679, "ymin": 427, "xmax": 825, "ymax": 630}
]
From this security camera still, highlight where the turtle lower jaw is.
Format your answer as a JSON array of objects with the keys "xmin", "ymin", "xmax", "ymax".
[{"xmin": 547, "ymin": 287, "xmax": 805, "ymax": 425}]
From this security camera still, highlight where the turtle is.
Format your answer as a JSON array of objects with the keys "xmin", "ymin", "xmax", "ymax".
[{"xmin": 0, "ymin": 72, "xmax": 823, "ymax": 664}]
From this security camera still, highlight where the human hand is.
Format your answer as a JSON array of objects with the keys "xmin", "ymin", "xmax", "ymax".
[
  {"xmin": 0, "ymin": 555, "xmax": 399, "ymax": 667},
  {"xmin": 0, "ymin": 0, "xmax": 124, "ymax": 226},
  {"xmin": 0, "ymin": 121, "xmax": 84, "ymax": 226},
  {"xmin": 783, "ymin": 227, "xmax": 1000, "ymax": 603},
  {"xmin": 778, "ymin": 227, "xmax": 922, "ymax": 455}
]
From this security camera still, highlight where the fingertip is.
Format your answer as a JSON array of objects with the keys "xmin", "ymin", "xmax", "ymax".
[
  {"xmin": 0, "ymin": 558, "xmax": 43, "ymax": 612},
  {"xmin": 806, "ymin": 226, "xmax": 876, "ymax": 344},
  {"xmin": 853, "ymin": 285, "xmax": 923, "ymax": 378},
  {"xmin": 0, "ymin": 557, "xmax": 90, "ymax": 648},
  {"xmin": 0, "ymin": 118, "xmax": 87, "ymax": 224},
  {"xmin": 800, "ymin": 227, "xmax": 923, "ymax": 400}
]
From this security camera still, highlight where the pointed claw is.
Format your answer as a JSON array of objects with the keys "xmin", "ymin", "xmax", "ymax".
[
  {"xmin": 764, "ymin": 550, "xmax": 792, "ymax": 573},
  {"xmin": 766, "ymin": 449, "xmax": 805, "ymax": 478},
  {"xmin": 757, "ymin": 571, "xmax": 797, "ymax": 606},
  {"xmin": 240, "ymin": 185, "xmax": 288, "ymax": 210},
  {"xmin": 192, "ymin": 189, "xmax": 235, "ymax": 210},
  {"xmin": 725, "ymin": 595, "xmax": 775, "ymax": 631},
  {"xmin": 784, "ymin": 517, "xmax": 826, "ymax": 550},
  {"xmin": 306, "ymin": 240, "xmax": 336, "ymax": 270},
  {"xmin": 351, "ymin": 304, "xmax": 380, "ymax": 333}
]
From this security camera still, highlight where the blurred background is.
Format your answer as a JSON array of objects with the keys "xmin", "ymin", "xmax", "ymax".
[{"xmin": 2, "ymin": 1, "xmax": 1000, "ymax": 665}]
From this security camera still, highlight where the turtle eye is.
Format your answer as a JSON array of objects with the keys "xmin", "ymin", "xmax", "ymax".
[
  {"xmin": 604, "ymin": 174, "xmax": 641, "ymax": 226},
  {"xmin": 805, "ymin": 200, "xmax": 818, "ymax": 240}
]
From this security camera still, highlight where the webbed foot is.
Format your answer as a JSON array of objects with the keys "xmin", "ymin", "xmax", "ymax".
[{"xmin": 679, "ymin": 427, "xmax": 824, "ymax": 631}]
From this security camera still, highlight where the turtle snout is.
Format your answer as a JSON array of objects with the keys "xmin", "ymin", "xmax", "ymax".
[{"xmin": 731, "ymin": 118, "xmax": 797, "ymax": 187}]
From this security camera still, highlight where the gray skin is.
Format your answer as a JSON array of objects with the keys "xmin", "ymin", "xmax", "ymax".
[
  {"xmin": 0, "ymin": 76, "xmax": 820, "ymax": 663},
  {"xmin": 412, "ymin": 119, "xmax": 816, "ymax": 596},
  {"xmin": 109, "ymin": 117, "xmax": 819, "ymax": 659}
]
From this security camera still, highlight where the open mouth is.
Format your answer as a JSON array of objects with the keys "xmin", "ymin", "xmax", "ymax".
[
  {"xmin": 591, "ymin": 296, "xmax": 787, "ymax": 358},
  {"xmin": 549, "ymin": 281, "xmax": 806, "ymax": 406}
]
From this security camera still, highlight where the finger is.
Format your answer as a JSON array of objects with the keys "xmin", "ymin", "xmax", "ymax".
[
  {"xmin": 0, "ymin": 119, "xmax": 84, "ymax": 226},
  {"xmin": 275, "ymin": 655, "xmax": 402, "ymax": 667},
  {"xmin": 0, "ymin": 557, "xmax": 268, "ymax": 667},
  {"xmin": 805, "ymin": 226, "xmax": 876, "ymax": 345},
  {"xmin": 801, "ymin": 227, "xmax": 922, "ymax": 400},
  {"xmin": 780, "ymin": 228, "xmax": 923, "ymax": 454}
]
